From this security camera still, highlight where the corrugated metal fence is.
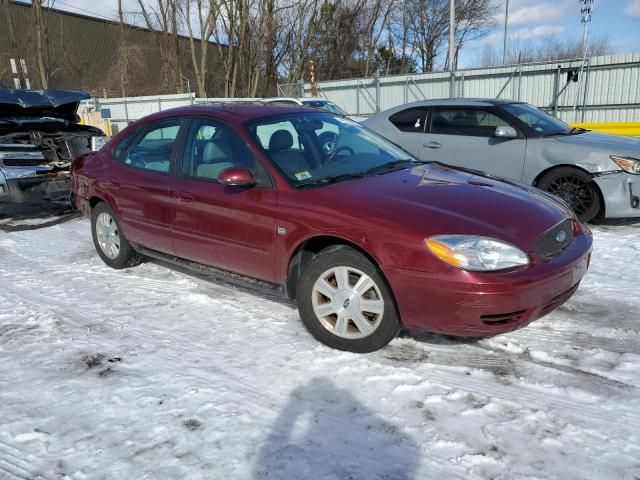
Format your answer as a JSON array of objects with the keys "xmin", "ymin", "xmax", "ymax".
[
  {"xmin": 82, "ymin": 53, "xmax": 640, "ymax": 134},
  {"xmin": 81, "ymin": 95, "xmax": 259, "ymax": 134},
  {"xmin": 292, "ymin": 54, "xmax": 640, "ymax": 123}
]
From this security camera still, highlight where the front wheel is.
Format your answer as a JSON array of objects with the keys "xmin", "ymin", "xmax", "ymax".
[
  {"xmin": 296, "ymin": 246, "xmax": 400, "ymax": 353},
  {"xmin": 537, "ymin": 167, "xmax": 601, "ymax": 222}
]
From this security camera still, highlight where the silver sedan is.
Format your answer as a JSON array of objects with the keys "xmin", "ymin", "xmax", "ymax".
[{"xmin": 362, "ymin": 99, "xmax": 640, "ymax": 222}]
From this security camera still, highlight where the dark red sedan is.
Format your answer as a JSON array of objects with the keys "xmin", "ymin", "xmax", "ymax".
[{"xmin": 72, "ymin": 103, "xmax": 592, "ymax": 353}]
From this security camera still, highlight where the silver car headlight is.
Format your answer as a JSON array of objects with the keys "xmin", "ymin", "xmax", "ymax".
[
  {"xmin": 610, "ymin": 155, "xmax": 640, "ymax": 175},
  {"xmin": 425, "ymin": 235, "xmax": 530, "ymax": 272},
  {"xmin": 91, "ymin": 135, "xmax": 108, "ymax": 152}
]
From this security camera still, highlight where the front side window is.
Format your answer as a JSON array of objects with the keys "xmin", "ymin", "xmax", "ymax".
[
  {"xmin": 182, "ymin": 118, "xmax": 263, "ymax": 182},
  {"xmin": 389, "ymin": 107, "xmax": 429, "ymax": 133},
  {"xmin": 246, "ymin": 112, "xmax": 417, "ymax": 188},
  {"xmin": 501, "ymin": 103, "xmax": 572, "ymax": 136},
  {"xmin": 431, "ymin": 108, "xmax": 510, "ymax": 137},
  {"xmin": 121, "ymin": 120, "xmax": 182, "ymax": 173}
]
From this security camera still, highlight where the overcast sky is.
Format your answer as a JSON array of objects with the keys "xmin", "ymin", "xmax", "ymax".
[{"xmin": 51, "ymin": 0, "xmax": 640, "ymax": 68}]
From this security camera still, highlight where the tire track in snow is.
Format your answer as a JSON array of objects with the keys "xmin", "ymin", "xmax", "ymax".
[
  {"xmin": 0, "ymin": 440, "xmax": 48, "ymax": 480},
  {"xmin": 383, "ymin": 360, "xmax": 640, "ymax": 433}
]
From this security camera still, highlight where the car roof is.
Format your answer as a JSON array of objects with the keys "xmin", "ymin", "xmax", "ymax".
[
  {"xmin": 393, "ymin": 98, "xmax": 524, "ymax": 108},
  {"xmin": 148, "ymin": 101, "xmax": 321, "ymax": 121},
  {"xmin": 262, "ymin": 97, "xmax": 333, "ymax": 103}
]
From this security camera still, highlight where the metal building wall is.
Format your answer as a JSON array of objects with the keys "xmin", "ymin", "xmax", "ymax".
[{"xmin": 303, "ymin": 54, "xmax": 640, "ymax": 123}]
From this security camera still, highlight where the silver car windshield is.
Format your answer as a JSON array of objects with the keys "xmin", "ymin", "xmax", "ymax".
[
  {"xmin": 246, "ymin": 112, "xmax": 418, "ymax": 188},
  {"xmin": 502, "ymin": 103, "xmax": 572, "ymax": 136}
]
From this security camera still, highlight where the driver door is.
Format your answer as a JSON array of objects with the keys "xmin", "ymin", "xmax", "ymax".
[{"xmin": 421, "ymin": 107, "xmax": 527, "ymax": 181}]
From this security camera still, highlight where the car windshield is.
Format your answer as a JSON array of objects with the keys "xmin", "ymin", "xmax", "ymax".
[
  {"xmin": 303, "ymin": 100, "xmax": 348, "ymax": 116},
  {"xmin": 501, "ymin": 103, "xmax": 573, "ymax": 136},
  {"xmin": 246, "ymin": 112, "xmax": 418, "ymax": 188}
]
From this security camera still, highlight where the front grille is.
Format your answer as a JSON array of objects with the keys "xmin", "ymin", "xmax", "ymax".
[
  {"xmin": 1, "ymin": 159, "xmax": 45, "ymax": 167},
  {"xmin": 480, "ymin": 309, "xmax": 527, "ymax": 325},
  {"xmin": 533, "ymin": 219, "xmax": 574, "ymax": 258}
]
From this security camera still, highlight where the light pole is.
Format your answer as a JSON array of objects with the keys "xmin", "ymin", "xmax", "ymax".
[
  {"xmin": 574, "ymin": 0, "xmax": 595, "ymax": 118},
  {"xmin": 449, "ymin": 0, "xmax": 455, "ymax": 97},
  {"xmin": 502, "ymin": 0, "xmax": 510, "ymax": 65}
]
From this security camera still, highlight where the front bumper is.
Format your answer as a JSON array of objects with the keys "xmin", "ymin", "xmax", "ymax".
[
  {"xmin": 594, "ymin": 171, "xmax": 640, "ymax": 218},
  {"xmin": 385, "ymin": 233, "xmax": 592, "ymax": 337},
  {"xmin": 0, "ymin": 168, "xmax": 71, "ymax": 203}
]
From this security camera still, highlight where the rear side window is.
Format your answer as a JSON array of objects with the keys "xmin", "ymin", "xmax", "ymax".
[
  {"xmin": 120, "ymin": 120, "xmax": 182, "ymax": 173},
  {"xmin": 389, "ymin": 108, "xmax": 429, "ymax": 133},
  {"xmin": 431, "ymin": 108, "xmax": 509, "ymax": 137}
]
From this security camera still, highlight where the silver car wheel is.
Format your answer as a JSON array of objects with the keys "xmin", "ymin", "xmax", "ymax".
[
  {"xmin": 95, "ymin": 212, "xmax": 121, "ymax": 259},
  {"xmin": 311, "ymin": 266, "xmax": 385, "ymax": 339}
]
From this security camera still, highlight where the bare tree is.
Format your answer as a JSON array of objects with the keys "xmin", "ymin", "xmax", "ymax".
[
  {"xmin": 136, "ymin": 0, "xmax": 183, "ymax": 93},
  {"xmin": 180, "ymin": 0, "xmax": 218, "ymax": 97},
  {"xmin": 32, "ymin": 0, "xmax": 55, "ymax": 89},
  {"xmin": 482, "ymin": 34, "xmax": 614, "ymax": 67}
]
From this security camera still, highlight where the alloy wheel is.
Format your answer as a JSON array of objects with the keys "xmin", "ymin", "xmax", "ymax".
[
  {"xmin": 311, "ymin": 266, "xmax": 385, "ymax": 339},
  {"xmin": 95, "ymin": 212, "xmax": 121, "ymax": 259},
  {"xmin": 546, "ymin": 174, "xmax": 594, "ymax": 218}
]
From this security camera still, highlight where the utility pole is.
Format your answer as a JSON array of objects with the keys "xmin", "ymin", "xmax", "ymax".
[
  {"xmin": 449, "ymin": 0, "xmax": 455, "ymax": 97},
  {"xmin": 502, "ymin": 0, "xmax": 510, "ymax": 65}
]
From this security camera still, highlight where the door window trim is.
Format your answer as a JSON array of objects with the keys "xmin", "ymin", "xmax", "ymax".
[
  {"xmin": 388, "ymin": 106, "xmax": 430, "ymax": 134},
  {"xmin": 178, "ymin": 116, "xmax": 274, "ymax": 188},
  {"xmin": 113, "ymin": 117, "xmax": 186, "ymax": 176}
]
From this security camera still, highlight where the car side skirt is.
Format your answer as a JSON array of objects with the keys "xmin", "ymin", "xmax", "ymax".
[{"xmin": 133, "ymin": 245, "xmax": 290, "ymax": 303}]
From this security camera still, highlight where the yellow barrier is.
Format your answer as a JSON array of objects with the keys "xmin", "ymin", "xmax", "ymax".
[{"xmin": 571, "ymin": 122, "xmax": 640, "ymax": 137}]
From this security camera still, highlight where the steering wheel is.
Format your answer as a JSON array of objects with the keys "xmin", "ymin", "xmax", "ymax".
[{"xmin": 326, "ymin": 145, "xmax": 354, "ymax": 164}]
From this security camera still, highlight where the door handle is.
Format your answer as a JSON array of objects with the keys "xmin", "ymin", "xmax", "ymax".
[
  {"xmin": 174, "ymin": 192, "xmax": 193, "ymax": 203},
  {"xmin": 105, "ymin": 180, "xmax": 120, "ymax": 188},
  {"xmin": 423, "ymin": 141, "xmax": 441, "ymax": 149}
]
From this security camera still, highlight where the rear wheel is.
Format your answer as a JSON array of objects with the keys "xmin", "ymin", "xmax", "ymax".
[
  {"xmin": 91, "ymin": 202, "xmax": 141, "ymax": 269},
  {"xmin": 297, "ymin": 246, "xmax": 400, "ymax": 353},
  {"xmin": 537, "ymin": 167, "xmax": 601, "ymax": 222}
]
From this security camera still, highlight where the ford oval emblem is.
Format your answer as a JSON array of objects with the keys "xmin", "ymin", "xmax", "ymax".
[{"xmin": 556, "ymin": 230, "xmax": 567, "ymax": 243}]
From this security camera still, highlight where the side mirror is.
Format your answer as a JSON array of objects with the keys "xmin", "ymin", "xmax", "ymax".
[
  {"xmin": 217, "ymin": 166, "xmax": 256, "ymax": 187},
  {"xmin": 494, "ymin": 126, "xmax": 518, "ymax": 139}
]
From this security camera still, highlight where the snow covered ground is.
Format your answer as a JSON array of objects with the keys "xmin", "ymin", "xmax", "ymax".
[{"xmin": 1, "ymin": 218, "xmax": 639, "ymax": 479}]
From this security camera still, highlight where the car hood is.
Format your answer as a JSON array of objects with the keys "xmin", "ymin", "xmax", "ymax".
[
  {"xmin": 553, "ymin": 131, "xmax": 640, "ymax": 157},
  {"xmin": 0, "ymin": 88, "xmax": 90, "ymax": 123},
  {"xmin": 312, "ymin": 162, "xmax": 573, "ymax": 250}
]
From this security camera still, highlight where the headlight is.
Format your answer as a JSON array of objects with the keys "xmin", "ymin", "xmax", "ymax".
[
  {"xmin": 425, "ymin": 235, "xmax": 530, "ymax": 271},
  {"xmin": 610, "ymin": 155, "xmax": 640, "ymax": 175},
  {"xmin": 91, "ymin": 136, "xmax": 108, "ymax": 152}
]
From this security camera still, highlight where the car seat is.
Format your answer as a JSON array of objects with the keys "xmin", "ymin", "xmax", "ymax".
[
  {"xmin": 196, "ymin": 132, "xmax": 235, "ymax": 179},
  {"xmin": 268, "ymin": 130, "xmax": 310, "ymax": 174}
]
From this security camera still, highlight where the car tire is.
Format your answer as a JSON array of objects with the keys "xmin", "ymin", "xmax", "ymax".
[
  {"xmin": 297, "ymin": 245, "xmax": 400, "ymax": 353},
  {"xmin": 91, "ymin": 202, "xmax": 141, "ymax": 269},
  {"xmin": 537, "ymin": 167, "xmax": 601, "ymax": 223}
]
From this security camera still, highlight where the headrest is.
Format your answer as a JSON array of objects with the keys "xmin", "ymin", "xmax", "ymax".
[
  {"xmin": 202, "ymin": 140, "xmax": 231, "ymax": 163},
  {"xmin": 269, "ymin": 130, "xmax": 293, "ymax": 151}
]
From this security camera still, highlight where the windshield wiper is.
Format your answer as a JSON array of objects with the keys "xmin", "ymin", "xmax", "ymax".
[
  {"xmin": 568, "ymin": 127, "xmax": 589, "ymax": 134},
  {"xmin": 295, "ymin": 172, "xmax": 367, "ymax": 188},
  {"xmin": 365, "ymin": 159, "xmax": 425, "ymax": 176},
  {"xmin": 544, "ymin": 127, "xmax": 589, "ymax": 137}
]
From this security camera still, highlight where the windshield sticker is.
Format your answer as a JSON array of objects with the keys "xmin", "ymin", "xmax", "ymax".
[{"xmin": 294, "ymin": 171, "xmax": 312, "ymax": 181}]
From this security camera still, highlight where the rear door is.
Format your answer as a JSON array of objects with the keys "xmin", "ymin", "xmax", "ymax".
[
  {"xmin": 384, "ymin": 107, "xmax": 430, "ymax": 158},
  {"xmin": 170, "ymin": 117, "xmax": 278, "ymax": 282},
  {"xmin": 108, "ymin": 118, "xmax": 184, "ymax": 254},
  {"xmin": 421, "ymin": 107, "xmax": 527, "ymax": 180}
]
